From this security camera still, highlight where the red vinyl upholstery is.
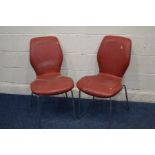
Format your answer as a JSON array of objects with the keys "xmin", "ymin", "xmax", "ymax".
[
  {"xmin": 30, "ymin": 36, "xmax": 74, "ymax": 95},
  {"xmin": 77, "ymin": 36, "xmax": 131, "ymax": 98}
]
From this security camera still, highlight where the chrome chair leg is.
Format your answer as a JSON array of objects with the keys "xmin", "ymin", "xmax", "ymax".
[
  {"xmin": 30, "ymin": 93, "xmax": 34, "ymax": 108},
  {"xmin": 108, "ymin": 98, "xmax": 112, "ymax": 129},
  {"xmin": 78, "ymin": 92, "xmax": 95, "ymax": 118},
  {"xmin": 123, "ymin": 85, "xmax": 129, "ymax": 110},
  {"xmin": 71, "ymin": 90, "xmax": 76, "ymax": 119},
  {"xmin": 77, "ymin": 90, "xmax": 81, "ymax": 118},
  {"xmin": 65, "ymin": 92, "xmax": 68, "ymax": 98},
  {"xmin": 37, "ymin": 95, "xmax": 41, "ymax": 129},
  {"xmin": 30, "ymin": 93, "xmax": 33, "ymax": 104}
]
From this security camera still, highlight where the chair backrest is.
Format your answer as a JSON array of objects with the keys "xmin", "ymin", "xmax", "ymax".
[
  {"xmin": 30, "ymin": 36, "xmax": 63, "ymax": 76},
  {"xmin": 97, "ymin": 35, "xmax": 132, "ymax": 77}
]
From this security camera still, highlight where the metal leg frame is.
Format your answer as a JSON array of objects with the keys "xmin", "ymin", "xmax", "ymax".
[
  {"xmin": 77, "ymin": 90, "xmax": 81, "ymax": 118},
  {"xmin": 78, "ymin": 91, "xmax": 96, "ymax": 118},
  {"xmin": 29, "ymin": 93, "xmax": 34, "ymax": 114},
  {"xmin": 71, "ymin": 90, "xmax": 77, "ymax": 119},
  {"xmin": 30, "ymin": 93, "xmax": 41, "ymax": 128},
  {"xmin": 108, "ymin": 85, "xmax": 129, "ymax": 128},
  {"xmin": 30, "ymin": 93, "xmax": 36, "ymax": 108},
  {"xmin": 93, "ymin": 96, "xmax": 95, "ymax": 100},
  {"xmin": 123, "ymin": 85, "xmax": 129, "ymax": 110},
  {"xmin": 30, "ymin": 90, "xmax": 76, "ymax": 128},
  {"xmin": 65, "ymin": 92, "xmax": 68, "ymax": 98},
  {"xmin": 78, "ymin": 90, "xmax": 112, "ymax": 128},
  {"xmin": 34, "ymin": 92, "xmax": 74, "ymax": 128},
  {"xmin": 77, "ymin": 85, "xmax": 128, "ymax": 129},
  {"xmin": 108, "ymin": 98, "xmax": 112, "ymax": 129},
  {"xmin": 36, "ymin": 95, "xmax": 41, "ymax": 129},
  {"xmin": 30, "ymin": 93, "xmax": 33, "ymax": 105}
]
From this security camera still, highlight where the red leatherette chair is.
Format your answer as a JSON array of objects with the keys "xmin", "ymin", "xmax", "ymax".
[
  {"xmin": 30, "ymin": 36, "xmax": 75, "ymax": 127},
  {"xmin": 77, "ymin": 35, "xmax": 132, "ymax": 127}
]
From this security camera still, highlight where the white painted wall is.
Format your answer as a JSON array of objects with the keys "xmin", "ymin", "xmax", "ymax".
[{"xmin": 0, "ymin": 26, "xmax": 155, "ymax": 102}]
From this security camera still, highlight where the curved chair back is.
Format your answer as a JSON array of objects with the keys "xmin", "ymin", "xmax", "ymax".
[
  {"xmin": 30, "ymin": 36, "xmax": 63, "ymax": 75},
  {"xmin": 97, "ymin": 36, "xmax": 132, "ymax": 77}
]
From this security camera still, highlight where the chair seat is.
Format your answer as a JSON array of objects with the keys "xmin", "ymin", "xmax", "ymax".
[
  {"xmin": 77, "ymin": 73, "xmax": 122, "ymax": 98},
  {"xmin": 31, "ymin": 73, "xmax": 74, "ymax": 95}
]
